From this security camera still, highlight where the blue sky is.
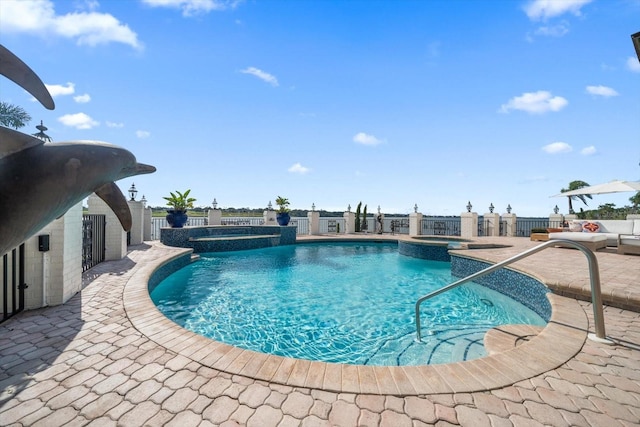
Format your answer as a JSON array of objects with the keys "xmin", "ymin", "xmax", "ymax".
[{"xmin": 1, "ymin": 0, "xmax": 639, "ymax": 216}]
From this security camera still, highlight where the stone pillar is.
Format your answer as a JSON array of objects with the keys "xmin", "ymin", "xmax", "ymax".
[
  {"xmin": 484, "ymin": 212, "xmax": 501, "ymax": 237},
  {"xmin": 264, "ymin": 209, "xmax": 276, "ymax": 225},
  {"xmin": 208, "ymin": 208, "xmax": 222, "ymax": 225},
  {"xmin": 88, "ymin": 193, "xmax": 126, "ymax": 260},
  {"xmin": 409, "ymin": 212, "xmax": 423, "ymax": 236},
  {"xmin": 343, "ymin": 211, "xmax": 355, "ymax": 234},
  {"xmin": 308, "ymin": 210, "xmax": 320, "ymax": 235},
  {"xmin": 549, "ymin": 213, "xmax": 564, "ymax": 229},
  {"xmin": 502, "ymin": 213, "xmax": 516, "ymax": 237},
  {"xmin": 127, "ymin": 200, "xmax": 145, "ymax": 245},
  {"xmin": 461, "ymin": 212, "xmax": 478, "ymax": 239},
  {"xmin": 23, "ymin": 202, "xmax": 83, "ymax": 309},
  {"xmin": 143, "ymin": 207, "xmax": 152, "ymax": 241}
]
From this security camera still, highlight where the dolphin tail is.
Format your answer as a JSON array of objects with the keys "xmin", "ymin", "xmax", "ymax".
[
  {"xmin": 95, "ymin": 182, "xmax": 132, "ymax": 231},
  {"xmin": 0, "ymin": 44, "xmax": 55, "ymax": 110}
]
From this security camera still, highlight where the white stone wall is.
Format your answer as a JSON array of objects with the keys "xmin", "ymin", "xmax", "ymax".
[
  {"xmin": 127, "ymin": 200, "xmax": 144, "ymax": 245},
  {"xmin": 20, "ymin": 203, "xmax": 82, "ymax": 309},
  {"xmin": 88, "ymin": 194, "xmax": 126, "ymax": 260}
]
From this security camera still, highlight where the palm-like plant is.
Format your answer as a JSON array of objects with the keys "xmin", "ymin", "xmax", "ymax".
[
  {"xmin": 560, "ymin": 180, "xmax": 592, "ymax": 214},
  {"xmin": 163, "ymin": 189, "xmax": 196, "ymax": 212},
  {"xmin": 0, "ymin": 101, "xmax": 31, "ymax": 129}
]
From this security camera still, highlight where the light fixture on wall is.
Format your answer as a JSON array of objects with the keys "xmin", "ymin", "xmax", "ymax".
[{"xmin": 128, "ymin": 183, "xmax": 137, "ymax": 201}]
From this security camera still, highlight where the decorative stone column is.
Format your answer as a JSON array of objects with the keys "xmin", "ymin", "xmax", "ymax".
[
  {"xmin": 409, "ymin": 204, "xmax": 422, "ymax": 236},
  {"xmin": 308, "ymin": 205, "xmax": 320, "ymax": 235},
  {"xmin": 343, "ymin": 208, "xmax": 355, "ymax": 234},
  {"xmin": 484, "ymin": 203, "xmax": 500, "ymax": 237},
  {"xmin": 143, "ymin": 207, "xmax": 152, "ymax": 241},
  {"xmin": 549, "ymin": 213, "xmax": 564, "ymax": 229},
  {"xmin": 264, "ymin": 201, "xmax": 276, "ymax": 226},
  {"xmin": 461, "ymin": 202, "xmax": 478, "ymax": 239},
  {"xmin": 502, "ymin": 214, "xmax": 516, "ymax": 238},
  {"xmin": 88, "ymin": 193, "xmax": 126, "ymax": 261},
  {"xmin": 208, "ymin": 208, "xmax": 222, "ymax": 226},
  {"xmin": 127, "ymin": 200, "xmax": 145, "ymax": 245}
]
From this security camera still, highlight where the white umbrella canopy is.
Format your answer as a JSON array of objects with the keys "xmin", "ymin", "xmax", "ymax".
[{"xmin": 553, "ymin": 180, "xmax": 640, "ymax": 197}]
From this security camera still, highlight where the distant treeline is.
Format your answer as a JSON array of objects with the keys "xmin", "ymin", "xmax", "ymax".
[{"xmin": 148, "ymin": 206, "xmax": 410, "ymax": 218}]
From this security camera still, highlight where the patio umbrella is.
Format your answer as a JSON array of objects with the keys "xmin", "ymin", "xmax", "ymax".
[{"xmin": 552, "ymin": 180, "xmax": 640, "ymax": 197}]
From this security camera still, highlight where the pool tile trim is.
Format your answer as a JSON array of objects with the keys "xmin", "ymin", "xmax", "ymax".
[{"xmin": 124, "ymin": 245, "xmax": 588, "ymax": 396}]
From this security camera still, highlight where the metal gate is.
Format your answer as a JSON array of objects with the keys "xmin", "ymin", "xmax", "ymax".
[
  {"xmin": 1, "ymin": 244, "xmax": 26, "ymax": 324},
  {"xmin": 82, "ymin": 214, "xmax": 106, "ymax": 272}
]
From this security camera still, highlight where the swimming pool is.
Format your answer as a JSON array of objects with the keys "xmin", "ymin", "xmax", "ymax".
[{"xmin": 150, "ymin": 242, "xmax": 547, "ymax": 366}]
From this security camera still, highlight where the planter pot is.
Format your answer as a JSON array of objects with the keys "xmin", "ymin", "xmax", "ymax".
[
  {"xmin": 276, "ymin": 212, "xmax": 291, "ymax": 226},
  {"xmin": 166, "ymin": 210, "xmax": 188, "ymax": 228}
]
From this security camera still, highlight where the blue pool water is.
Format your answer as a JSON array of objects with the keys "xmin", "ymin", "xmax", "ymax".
[{"xmin": 150, "ymin": 242, "xmax": 546, "ymax": 366}]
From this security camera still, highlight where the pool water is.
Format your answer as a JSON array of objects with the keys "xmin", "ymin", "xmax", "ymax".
[{"xmin": 150, "ymin": 242, "xmax": 546, "ymax": 366}]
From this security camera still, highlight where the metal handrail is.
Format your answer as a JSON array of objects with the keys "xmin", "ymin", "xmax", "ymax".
[{"xmin": 415, "ymin": 239, "xmax": 607, "ymax": 342}]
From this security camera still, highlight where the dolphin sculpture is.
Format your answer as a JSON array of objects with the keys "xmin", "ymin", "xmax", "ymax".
[{"xmin": 0, "ymin": 44, "xmax": 156, "ymax": 256}]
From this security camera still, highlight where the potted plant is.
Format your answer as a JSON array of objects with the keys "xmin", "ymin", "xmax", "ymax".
[
  {"xmin": 164, "ymin": 189, "xmax": 196, "ymax": 228},
  {"xmin": 275, "ymin": 196, "xmax": 291, "ymax": 226}
]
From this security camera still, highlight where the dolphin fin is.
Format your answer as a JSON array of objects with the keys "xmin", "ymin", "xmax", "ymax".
[
  {"xmin": 95, "ymin": 182, "xmax": 133, "ymax": 231},
  {"xmin": 0, "ymin": 126, "xmax": 45, "ymax": 158},
  {"xmin": 0, "ymin": 44, "xmax": 55, "ymax": 110}
]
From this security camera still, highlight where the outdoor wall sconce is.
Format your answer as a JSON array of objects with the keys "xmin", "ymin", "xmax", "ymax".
[
  {"xmin": 632, "ymin": 31, "xmax": 640, "ymax": 62},
  {"xmin": 506, "ymin": 204, "xmax": 512, "ymax": 214},
  {"xmin": 466, "ymin": 201, "xmax": 472, "ymax": 213},
  {"xmin": 128, "ymin": 183, "xmax": 137, "ymax": 201},
  {"xmin": 141, "ymin": 195, "xmax": 147, "ymax": 207},
  {"xmin": 489, "ymin": 203, "xmax": 494, "ymax": 213},
  {"xmin": 212, "ymin": 198, "xmax": 218, "ymax": 209}
]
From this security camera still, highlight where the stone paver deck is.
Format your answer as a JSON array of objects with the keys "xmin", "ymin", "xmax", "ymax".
[{"xmin": 1, "ymin": 236, "xmax": 639, "ymax": 426}]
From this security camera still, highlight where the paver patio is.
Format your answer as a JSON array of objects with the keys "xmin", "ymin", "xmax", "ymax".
[{"xmin": 1, "ymin": 237, "xmax": 639, "ymax": 426}]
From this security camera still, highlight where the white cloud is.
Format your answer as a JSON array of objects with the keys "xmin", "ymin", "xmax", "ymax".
[
  {"xmin": 627, "ymin": 56, "xmax": 640, "ymax": 73},
  {"xmin": 288, "ymin": 163, "xmax": 310, "ymax": 174},
  {"xmin": 542, "ymin": 141, "xmax": 572, "ymax": 154},
  {"xmin": 46, "ymin": 82, "xmax": 75, "ymax": 97},
  {"xmin": 533, "ymin": 22, "xmax": 569, "ymax": 37},
  {"xmin": 499, "ymin": 91, "xmax": 568, "ymax": 114},
  {"xmin": 353, "ymin": 132, "xmax": 383, "ymax": 146},
  {"xmin": 581, "ymin": 146, "xmax": 596, "ymax": 155},
  {"xmin": 58, "ymin": 112, "xmax": 99, "ymax": 129},
  {"xmin": 524, "ymin": 0, "xmax": 592, "ymax": 21},
  {"xmin": 141, "ymin": 0, "xmax": 240, "ymax": 17},
  {"xmin": 0, "ymin": 0, "xmax": 142, "ymax": 49},
  {"xmin": 74, "ymin": 93, "xmax": 91, "ymax": 103},
  {"xmin": 585, "ymin": 85, "xmax": 618, "ymax": 97},
  {"xmin": 240, "ymin": 67, "xmax": 279, "ymax": 87},
  {"xmin": 106, "ymin": 121, "xmax": 124, "ymax": 128},
  {"xmin": 136, "ymin": 130, "xmax": 151, "ymax": 139}
]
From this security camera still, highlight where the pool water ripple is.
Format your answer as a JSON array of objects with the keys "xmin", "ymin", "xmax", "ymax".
[{"xmin": 150, "ymin": 242, "xmax": 546, "ymax": 366}]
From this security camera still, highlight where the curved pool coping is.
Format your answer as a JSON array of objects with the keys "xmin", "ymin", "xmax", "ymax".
[{"xmin": 123, "ymin": 242, "xmax": 588, "ymax": 396}]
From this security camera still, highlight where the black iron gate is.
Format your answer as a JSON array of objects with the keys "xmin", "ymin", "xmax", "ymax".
[
  {"xmin": 82, "ymin": 214, "xmax": 106, "ymax": 272},
  {"xmin": 1, "ymin": 244, "xmax": 26, "ymax": 324}
]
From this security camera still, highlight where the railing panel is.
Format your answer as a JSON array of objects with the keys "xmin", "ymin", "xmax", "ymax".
[
  {"xmin": 1, "ymin": 244, "xmax": 25, "ymax": 324},
  {"xmin": 82, "ymin": 214, "xmax": 105, "ymax": 272},
  {"xmin": 421, "ymin": 218, "xmax": 461, "ymax": 236}
]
